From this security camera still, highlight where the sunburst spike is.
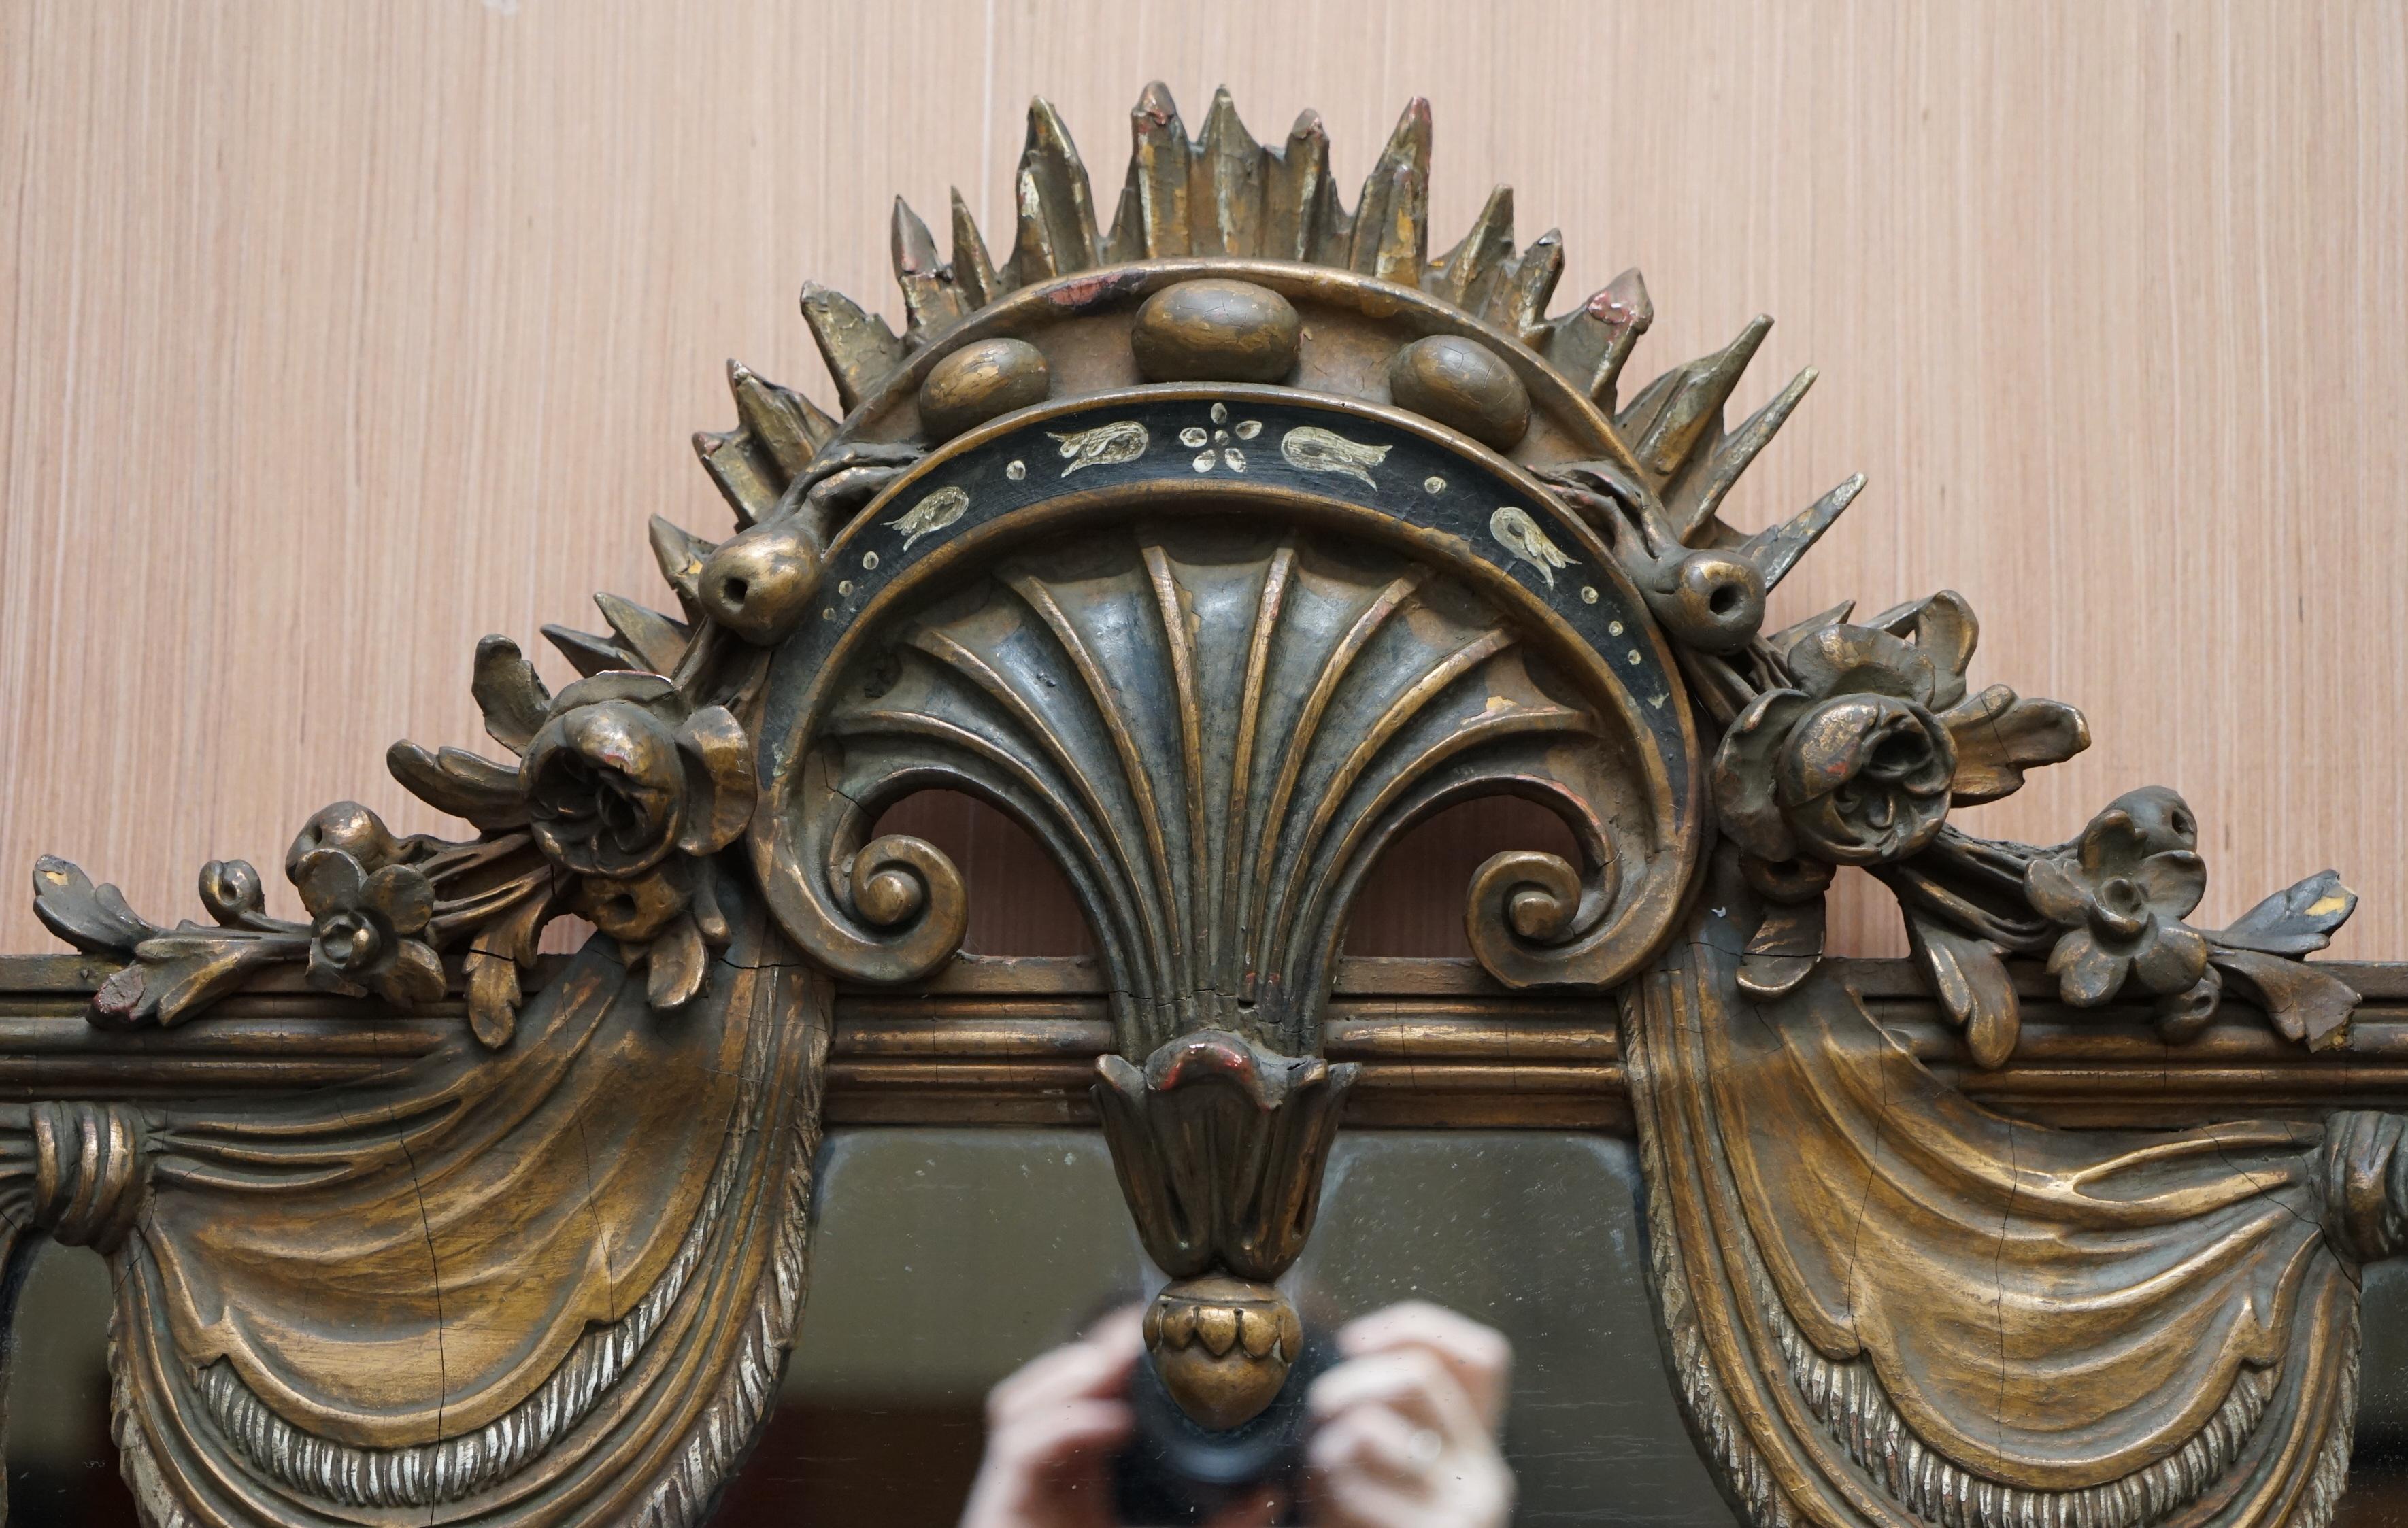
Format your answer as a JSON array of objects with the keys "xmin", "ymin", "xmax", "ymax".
[
  {"xmin": 1194, "ymin": 85, "xmax": 1265, "ymax": 257},
  {"xmin": 1629, "ymin": 315, "xmax": 1773, "ymax": 480},
  {"xmin": 1007, "ymin": 96, "xmax": 1101, "ymax": 285},
  {"xmin": 592, "ymin": 592, "xmax": 691, "ymax": 677},
  {"xmin": 1740, "ymin": 474, "xmax": 1866, "ymax": 592},
  {"xmin": 728, "ymin": 359, "xmax": 829, "ymax": 474},
  {"xmin": 1349, "ymin": 97, "xmax": 1432, "ymax": 282},
  {"xmin": 890, "ymin": 197, "xmax": 963, "ymax": 339},
  {"xmin": 1675, "ymin": 366, "xmax": 1819, "ymax": 543},
  {"xmin": 799, "ymin": 282, "xmax": 907, "ymax": 415},
  {"xmin": 1433, "ymin": 184, "xmax": 1514, "ymax": 310},
  {"xmin": 692, "ymin": 429, "xmax": 775, "ymax": 528},
  {"xmin": 949, "ymin": 188, "xmax": 1001, "ymax": 309},
  {"xmin": 648, "ymin": 515, "xmax": 713, "ymax": 614},
  {"xmin": 1102, "ymin": 160, "xmax": 1148, "ymax": 264},
  {"xmin": 541, "ymin": 624, "xmax": 639, "ymax": 679},
  {"xmin": 1544, "ymin": 267, "xmax": 1652, "ymax": 409},
  {"xmin": 1128, "ymin": 80, "xmax": 1191, "ymax": 258},
  {"xmin": 1265, "ymin": 109, "xmax": 1336, "ymax": 263},
  {"xmin": 1496, "ymin": 230, "xmax": 1565, "ymax": 339}
]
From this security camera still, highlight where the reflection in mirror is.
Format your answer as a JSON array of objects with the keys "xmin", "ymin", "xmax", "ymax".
[
  {"xmin": 714, "ymin": 1129, "xmax": 1728, "ymax": 1525},
  {"xmin": 14, "ymin": 1163, "xmax": 2408, "ymax": 1521},
  {"xmin": 5, "ymin": 1244, "xmax": 132, "ymax": 1525}
]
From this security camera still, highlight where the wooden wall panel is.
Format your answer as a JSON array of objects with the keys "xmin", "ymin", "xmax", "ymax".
[{"xmin": 3, "ymin": 0, "xmax": 2403, "ymax": 961}]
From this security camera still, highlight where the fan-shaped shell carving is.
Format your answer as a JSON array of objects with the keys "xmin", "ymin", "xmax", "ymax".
[{"xmin": 786, "ymin": 517, "xmax": 1666, "ymax": 1055}]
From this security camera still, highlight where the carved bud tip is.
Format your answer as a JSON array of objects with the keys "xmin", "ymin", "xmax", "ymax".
[
  {"xmin": 286, "ymin": 801, "xmax": 401, "ymax": 880},
  {"xmin": 1131, "ymin": 279, "xmax": 1301, "ymax": 384},
  {"xmin": 1145, "ymin": 1276, "xmax": 1303, "ymax": 1431},
  {"xmin": 1647, "ymin": 551, "xmax": 1766, "ymax": 655},
  {"xmin": 918, "ymin": 337, "xmax": 1052, "ymax": 441},
  {"xmin": 699, "ymin": 517, "xmax": 825, "ymax": 645},
  {"xmin": 1387, "ymin": 335, "xmax": 1530, "ymax": 450}
]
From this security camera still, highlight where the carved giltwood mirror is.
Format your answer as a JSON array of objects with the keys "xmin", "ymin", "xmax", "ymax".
[{"xmin": 4, "ymin": 84, "xmax": 2402, "ymax": 1526}]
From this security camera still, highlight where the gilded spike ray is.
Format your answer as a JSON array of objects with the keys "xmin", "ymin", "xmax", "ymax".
[
  {"xmin": 1348, "ymin": 97, "xmax": 1433, "ymax": 283},
  {"xmin": 1626, "ymin": 315, "xmax": 1774, "ymax": 481},
  {"xmin": 1673, "ymin": 366, "xmax": 1819, "ymax": 544},
  {"xmin": 540, "ymin": 624, "xmax": 638, "ymax": 678},
  {"xmin": 800, "ymin": 284, "xmax": 907, "ymax": 415},
  {"xmin": 591, "ymin": 592, "xmax": 690, "ymax": 676},
  {"xmin": 949, "ymin": 187, "xmax": 1000, "ymax": 311},
  {"xmin": 692, "ymin": 359, "xmax": 835, "ymax": 527},
  {"xmin": 1739, "ymin": 472, "xmax": 1865, "ymax": 591},
  {"xmin": 1265, "ymin": 110, "xmax": 1337, "ymax": 264},
  {"xmin": 1433, "ymin": 185, "xmax": 1515, "ymax": 311},
  {"xmin": 646, "ymin": 515, "xmax": 712, "ymax": 615},
  {"xmin": 1545, "ymin": 267, "xmax": 1653, "ymax": 411},
  {"xmin": 1008, "ymin": 97, "xmax": 1103, "ymax": 286},
  {"xmin": 891, "ymin": 197, "xmax": 968, "ymax": 338},
  {"xmin": 1497, "ymin": 229, "xmax": 1565, "ymax": 340},
  {"xmin": 1193, "ymin": 86, "xmax": 1266, "ymax": 257}
]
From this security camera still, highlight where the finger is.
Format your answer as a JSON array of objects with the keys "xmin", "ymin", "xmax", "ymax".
[
  {"xmin": 1307, "ymin": 1348, "xmax": 1488, "ymax": 1448},
  {"xmin": 1201, "ymin": 1485, "xmax": 1288, "ymax": 1528},
  {"xmin": 1308, "ymin": 1467, "xmax": 1430, "ymax": 1528},
  {"xmin": 985, "ymin": 1322, "xmax": 1142, "ymax": 1423},
  {"xmin": 1307, "ymin": 1404, "xmax": 1430, "ymax": 1490},
  {"xmin": 984, "ymin": 1397, "xmax": 1133, "ymax": 1473},
  {"xmin": 1082, "ymin": 1302, "xmax": 1146, "ymax": 1355},
  {"xmin": 1337, "ymin": 1302, "xmax": 1511, "ymax": 1430}
]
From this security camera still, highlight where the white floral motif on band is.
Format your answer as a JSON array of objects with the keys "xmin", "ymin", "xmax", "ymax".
[{"xmin": 1178, "ymin": 402, "xmax": 1264, "ymax": 473}]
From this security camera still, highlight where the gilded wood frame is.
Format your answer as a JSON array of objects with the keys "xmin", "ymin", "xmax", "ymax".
[{"xmin": 2, "ymin": 84, "xmax": 2402, "ymax": 1525}]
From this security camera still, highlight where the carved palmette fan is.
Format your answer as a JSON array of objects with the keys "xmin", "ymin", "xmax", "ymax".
[{"xmin": 14, "ymin": 80, "xmax": 2393, "ymax": 1528}]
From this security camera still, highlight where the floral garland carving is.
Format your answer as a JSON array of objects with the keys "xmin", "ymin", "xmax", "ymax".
[
  {"xmin": 31, "ymin": 360, "xmax": 916, "ymax": 1048},
  {"xmin": 1658, "ymin": 584, "xmax": 2359, "ymax": 1066}
]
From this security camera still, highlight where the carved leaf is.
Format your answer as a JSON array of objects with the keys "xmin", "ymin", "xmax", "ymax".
[
  {"xmin": 386, "ymin": 741, "xmax": 531, "ymax": 830},
  {"xmin": 646, "ymin": 913, "xmax": 710, "ymax": 1010},
  {"xmin": 2210, "ymin": 948, "xmax": 2359, "ymax": 1052},
  {"xmin": 31, "ymin": 855, "xmax": 159, "ymax": 954},
  {"xmin": 101, "ymin": 934, "xmax": 299, "ymax": 1028},
  {"xmin": 471, "ymin": 636, "xmax": 551, "ymax": 753},
  {"xmin": 1738, "ymin": 897, "xmax": 1824, "ymax": 1000},
  {"xmin": 2211, "ymin": 869, "xmax": 2358, "ymax": 956},
  {"xmin": 1941, "ymin": 685, "xmax": 2091, "ymax": 805},
  {"xmin": 458, "ymin": 884, "xmax": 552, "ymax": 1046},
  {"xmin": 1905, "ymin": 913, "xmax": 2021, "ymax": 1069}
]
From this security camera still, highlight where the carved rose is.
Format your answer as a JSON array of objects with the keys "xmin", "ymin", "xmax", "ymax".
[
  {"xmin": 293, "ymin": 848, "xmax": 446, "ymax": 1005},
  {"xmin": 1715, "ymin": 595, "xmax": 2088, "ymax": 867},
  {"xmin": 1716, "ymin": 625, "xmax": 1956, "ymax": 865},
  {"xmin": 519, "ymin": 673, "xmax": 755, "ymax": 883},
  {"xmin": 2026, "ymin": 786, "xmax": 2209, "ymax": 1006}
]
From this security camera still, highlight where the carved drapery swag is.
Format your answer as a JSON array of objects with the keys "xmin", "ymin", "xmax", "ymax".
[{"xmin": 3, "ymin": 83, "xmax": 2399, "ymax": 1525}]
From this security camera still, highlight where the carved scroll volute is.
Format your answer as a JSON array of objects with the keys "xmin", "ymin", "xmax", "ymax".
[
  {"xmin": 745, "ymin": 381, "xmax": 1711, "ymax": 1425},
  {"xmin": 751, "ymin": 391, "xmax": 1705, "ymax": 1037}
]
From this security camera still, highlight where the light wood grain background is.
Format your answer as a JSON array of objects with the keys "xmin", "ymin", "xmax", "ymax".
[{"xmin": 3, "ymin": 0, "xmax": 2403, "ymax": 962}]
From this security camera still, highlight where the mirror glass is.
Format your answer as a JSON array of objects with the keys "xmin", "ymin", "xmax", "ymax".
[{"xmin": 16, "ymin": 1151, "xmax": 2408, "ymax": 1523}]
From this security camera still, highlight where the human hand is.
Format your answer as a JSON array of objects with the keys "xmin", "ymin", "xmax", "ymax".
[
  {"xmin": 1303, "ymin": 1300, "xmax": 1515, "ymax": 1528},
  {"xmin": 960, "ymin": 1306, "xmax": 1284, "ymax": 1528}
]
